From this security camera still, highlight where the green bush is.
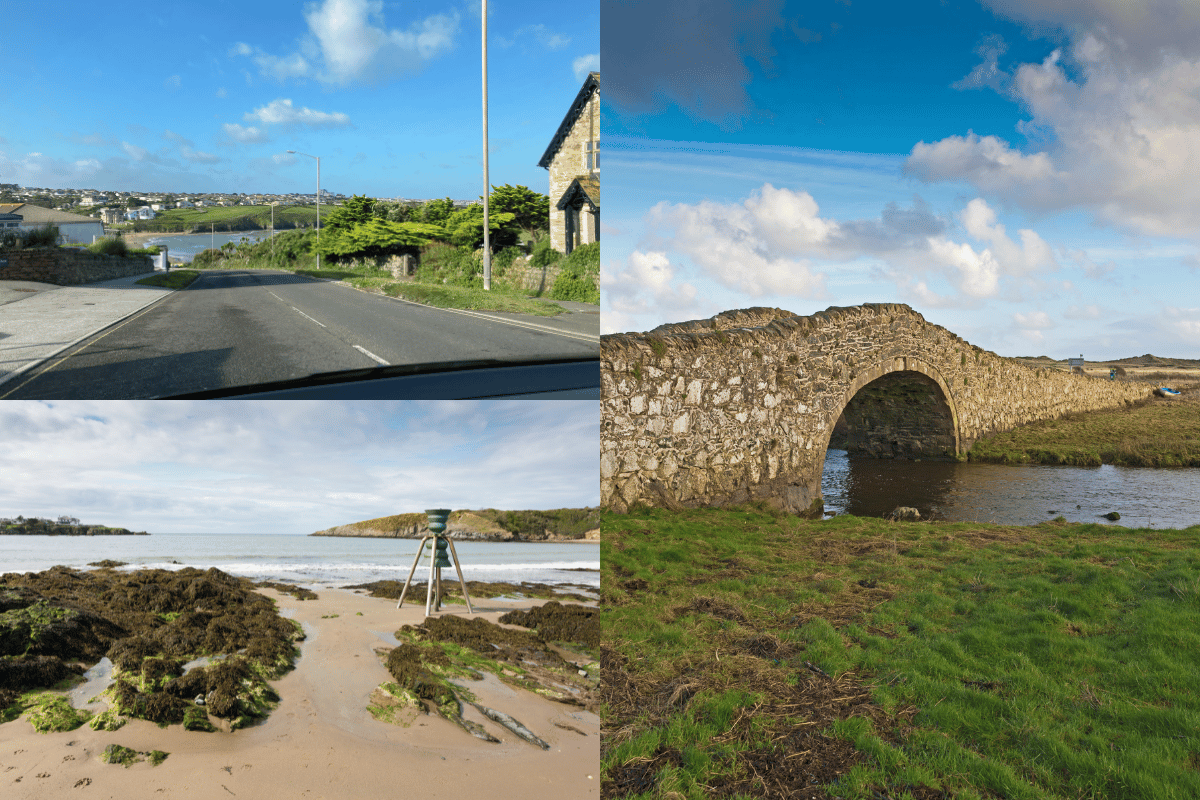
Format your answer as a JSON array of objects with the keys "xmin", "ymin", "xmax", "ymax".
[
  {"xmin": 24, "ymin": 224, "xmax": 59, "ymax": 247},
  {"xmin": 548, "ymin": 242, "xmax": 599, "ymax": 303},
  {"xmin": 529, "ymin": 236, "xmax": 560, "ymax": 269},
  {"xmin": 87, "ymin": 236, "xmax": 129, "ymax": 256},
  {"xmin": 414, "ymin": 242, "xmax": 482, "ymax": 288},
  {"xmin": 491, "ymin": 246, "xmax": 524, "ymax": 279}
]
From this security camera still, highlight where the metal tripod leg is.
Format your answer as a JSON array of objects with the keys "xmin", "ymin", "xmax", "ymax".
[
  {"xmin": 396, "ymin": 535, "xmax": 431, "ymax": 609},
  {"xmin": 445, "ymin": 537, "xmax": 473, "ymax": 614}
]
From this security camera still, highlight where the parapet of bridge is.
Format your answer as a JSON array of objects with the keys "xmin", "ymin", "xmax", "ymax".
[{"xmin": 601, "ymin": 303, "xmax": 1155, "ymax": 516}]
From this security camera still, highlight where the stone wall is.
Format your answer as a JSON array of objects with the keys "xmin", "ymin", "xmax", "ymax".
[
  {"xmin": 0, "ymin": 247, "xmax": 154, "ymax": 285},
  {"xmin": 601, "ymin": 303, "xmax": 1156, "ymax": 516}
]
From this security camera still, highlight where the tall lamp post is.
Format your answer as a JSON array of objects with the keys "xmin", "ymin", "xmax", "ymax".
[
  {"xmin": 481, "ymin": 0, "xmax": 490, "ymax": 290},
  {"xmin": 287, "ymin": 150, "xmax": 320, "ymax": 270}
]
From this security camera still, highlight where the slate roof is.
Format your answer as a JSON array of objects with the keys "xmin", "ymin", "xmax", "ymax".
[
  {"xmin": 556, "ymin": 174, "xmax": 600, "ymax": 210},
  {"xmin": 0, "ymin": 203, "xmax": 100, "ymax": 224},
  {"xmin": 538, "ymin": 72, "xmax": 599, "ymax": 170}
]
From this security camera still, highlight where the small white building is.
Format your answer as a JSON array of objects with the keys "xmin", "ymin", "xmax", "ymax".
[{"xmin": 0, "ymin": 203, "xmax": 104, "ymax": 244}]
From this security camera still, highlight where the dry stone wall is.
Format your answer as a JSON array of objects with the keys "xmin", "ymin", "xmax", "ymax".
[
  {"xmin": 0, "ymin": 248, "xmax": 154, "ymax": 285},
  {"xmin": 601, "ymin": 303, "xmax": 1156, "ymax": 516}
]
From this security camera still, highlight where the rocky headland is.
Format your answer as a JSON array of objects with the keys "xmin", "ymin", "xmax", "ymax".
[
  {"xmin": 309, "ymin": 508, "xmax": 600, "ymax": 542},
  {"xmin": 1, "ymin": 519, "xmax": 147, "ymax": 536}
]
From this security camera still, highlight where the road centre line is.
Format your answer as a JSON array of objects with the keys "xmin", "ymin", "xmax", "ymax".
[
  {"xmin": 353, "ymin": 345, "xmax": 389, "ymax": 365},
  {"xmin": 268, "ymin": 290, "xmax": 327, "ymax": 328},
  {"xmin": 380, "ymin": 295, "xmax": 599, "ymax": 343}
]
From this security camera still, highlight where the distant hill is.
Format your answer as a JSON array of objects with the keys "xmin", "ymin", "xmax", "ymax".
[
  {"xmin": 310, "ymin": 508, "xmax": 600, "ymax": 542},
  {"xmin": 1, "ymin": 518, "xmax": 147, "ymax": 536}
]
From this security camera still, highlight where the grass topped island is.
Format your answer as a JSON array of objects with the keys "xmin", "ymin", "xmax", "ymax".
[
  {"xmin": 1, "ymin": 516, "xmax": 147, "ymax": 536},
  {"xmin": 602, "ymin": 505, "xmax": 1200, "ymax": 800}
]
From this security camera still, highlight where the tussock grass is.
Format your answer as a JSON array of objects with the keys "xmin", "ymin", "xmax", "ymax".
[
  {"xmin": 969, "ymin": 391, "xmax": 1200, "ymax": 467},
  {"xmin": 602, "ymin": 505, "xmax": 1200, "ymax": 799},
  {"xmin": 135, "ymin": 270, "xmax": 199, "ymax": 290}
]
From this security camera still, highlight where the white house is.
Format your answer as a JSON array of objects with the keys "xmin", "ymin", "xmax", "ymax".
[{"xmin": 0, "ymin": 203, "xmax": 104, "ymax": 244}]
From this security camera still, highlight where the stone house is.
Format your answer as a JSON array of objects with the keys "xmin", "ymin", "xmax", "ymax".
[{"xmin": 538, "ymin": 71, "xmax": 599, "ymax": 255}]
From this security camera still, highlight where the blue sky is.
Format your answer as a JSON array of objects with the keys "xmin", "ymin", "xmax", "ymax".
[
  {"xmin": 0, "ymin": 0, "xmax": 597, "ymax": 201},
  {"xmin": 601, "ymin": 0, "xmax": 1200, "ymax": 360},
  {"xmin": 0, "ymin": 401, "xmax": 599, "ymax": 534}
]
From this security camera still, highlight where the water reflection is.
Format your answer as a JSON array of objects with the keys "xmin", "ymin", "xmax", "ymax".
[{"xmin": 821, "ymin": 449, "xmax": 1200, "ymax": 529}]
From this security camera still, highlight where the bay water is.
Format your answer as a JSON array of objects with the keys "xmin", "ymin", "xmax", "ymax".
[{"xmin": 0, "ymin": 533, "xmax": 599, "ymax": 591}]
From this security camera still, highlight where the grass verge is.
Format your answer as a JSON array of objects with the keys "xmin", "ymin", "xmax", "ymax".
[
  {"xmin": 969, "ymin": 390, "xmax": 1200, "ymax": 467},
  {"xmin": 135, "ymin": 270, "xmax": 200, "ymax": 290},
  {"xmin": 601, "ymin": 505, "xmax": 1200, "ymax": 799}
]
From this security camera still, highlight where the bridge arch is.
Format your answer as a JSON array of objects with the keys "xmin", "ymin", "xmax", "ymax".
[
  {"xmin": 600, "ymin": 303, "xmax": 1155, "ymax": 518},
  {"xmin": 824, "ymin": 356, "xmax": 962, "ymax": 460}
]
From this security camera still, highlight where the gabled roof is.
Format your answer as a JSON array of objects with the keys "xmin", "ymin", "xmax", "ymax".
[
  {"xmin": 0, "ymin": 203, "xmax": 100, "ymax": 224},
  {"xmin": 538, "ymin": 72, "xmax": 599, "ymax": 170},
  {"xmin": 556, "ymin": 174, "xmax": 600, "ymax": 210}
]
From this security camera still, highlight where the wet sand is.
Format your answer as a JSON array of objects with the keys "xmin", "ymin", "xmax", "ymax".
[{"xmin": 0, "ymin": 587, "xmax": 598, "ymax": 799}]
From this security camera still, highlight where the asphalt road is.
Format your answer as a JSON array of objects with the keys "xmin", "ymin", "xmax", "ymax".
[{"xmin": 3, "ymin": 270, "xmax": 599, "ymax": 399}]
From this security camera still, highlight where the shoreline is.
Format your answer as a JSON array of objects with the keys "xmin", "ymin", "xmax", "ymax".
[{"xmin": 0, "ymin": 584, "xmax": 598, "ymax": 799}]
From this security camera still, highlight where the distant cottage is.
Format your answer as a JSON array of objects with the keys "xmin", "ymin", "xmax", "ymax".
[
  {"xmin": 538, "ymin": 71, "xmax": 599, "ymax": 255},
  {"xmin": 0, "ymin": 203, "xmax": 103, "ymax": 244}
]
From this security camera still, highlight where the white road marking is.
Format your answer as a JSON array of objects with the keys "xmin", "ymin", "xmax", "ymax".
[
  {"xmin": 353, "ymin": 345, "xmax": 389, "ymax": 365},
  {"xmin": 292, "ymin": 307, "xmax": 326, "ymax": 327},
  {"xmin": 378, "ymin": 295, "xmax": 599, "ymax": 343}
]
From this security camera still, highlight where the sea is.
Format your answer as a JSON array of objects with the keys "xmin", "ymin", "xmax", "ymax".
[
  {"xmin": 0, "ymin": 534, "xmax": 599, "ymax": 592},
  {"xmin": 142, "ymin": 230, "xmax": 278, "ymax": 262}
]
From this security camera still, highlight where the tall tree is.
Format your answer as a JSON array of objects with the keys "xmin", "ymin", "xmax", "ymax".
[{"xmin": 487, "ymin": 184, "xmax": 550, "ymax": 240}]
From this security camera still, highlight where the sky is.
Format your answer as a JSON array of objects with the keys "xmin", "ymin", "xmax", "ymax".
[
  {"xmin": 600, "ymin": 0, "xmax": 1200, "ymax": 360},
  {"xmin": 0, "ymin": 0, "xmax": 598, "ymax": 201},
  {"xmin": 0, "ymin": 401, "xmax": 598, "ymax": 535}
]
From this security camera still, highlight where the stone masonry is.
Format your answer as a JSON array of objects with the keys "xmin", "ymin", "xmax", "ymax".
[
  {"xmin": 601, "ymin": 304, "xmax": 1156, "ymax": 517},
  {"xmin": 542, "ymin": 73, "xmax": 599, "ymax": 255},
  {"xmin": 0, "ymin": 247, "xmax": 154, "ymax": 285}
]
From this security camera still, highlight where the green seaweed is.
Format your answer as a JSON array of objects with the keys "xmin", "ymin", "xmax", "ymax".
[{"xmin": 25, "ymin": 692, "xmax": 91, "ymax": 733}]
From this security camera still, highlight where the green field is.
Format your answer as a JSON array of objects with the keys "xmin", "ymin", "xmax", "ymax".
[
  {"xmin": 969, "ymin": 390, "xmax": 1200, "ymax": 467},
  {"xmin": 126, "ymin": 205, "xmax": 319, "ymax": 233},
  {"xmin": 602, "ymin": 506, "xmax": 1200, "ymax": 799}
]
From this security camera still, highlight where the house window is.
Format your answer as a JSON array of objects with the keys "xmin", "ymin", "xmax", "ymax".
[{"xmin": 583, "ymin": 140, "xmax": 599, "ymax": 173}]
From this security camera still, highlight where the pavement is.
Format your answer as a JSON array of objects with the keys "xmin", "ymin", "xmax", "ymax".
[
  {"xmin": 0, "ymin": 271, "xmax": 600, "ymax": 393},
  {"xmin": 0, "ymin": 272, "xmax": 174, "ymax": 390}
]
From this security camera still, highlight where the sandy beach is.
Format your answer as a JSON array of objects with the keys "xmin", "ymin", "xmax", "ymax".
[{"xmin": 0, "ymin": 586, "xmax": 598, "ymax": 799}]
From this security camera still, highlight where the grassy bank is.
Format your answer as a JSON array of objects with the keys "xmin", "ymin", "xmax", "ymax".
[
  {"xmin": 969, "ymin": 390, "xmax": 1200, "ymax": 467},
  {"xmin": 602, "ymin": 506, "xmax": 1200, "ymax": 799},
  {"xmin": 120, "ymin": 205, "xmax": 318, "ymax": 233},
  {"xmin": 188, "ymin": 230, "xmax": 597, "ymax": 316},
  {"xmin": 135, "ymin": 270, "xmax": 200, "ymax": 290}
]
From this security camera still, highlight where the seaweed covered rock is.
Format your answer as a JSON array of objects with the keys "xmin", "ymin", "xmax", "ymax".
[
  {"xmin": 498, "ymin": 601, "xmax": 598, "ymax": 648},
  {"xmin": 0, "ymin": 566, "xmax": 301, "ymax": 730},
  {"xmin": 0, "ymin": 655, "xmax": 83, "ymax": 712},
  {"xmin": 384, "ymin": 644, "xmax": 454, "ymax": 706},
  {"xmin": 404, "ymin": 614, "xmax": 567, "ymax": 671}
]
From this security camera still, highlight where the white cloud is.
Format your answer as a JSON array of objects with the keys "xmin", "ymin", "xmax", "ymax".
[
  {"xmin": 245, "ymin": 98, "xmax": 351, "ymax": 128},
  {"xmin": 164, "ymin": 74, "xmax": 181, "ymax": 90},
  {"xmin": 222, "ymin": 123, "xmax": 269, "ymax": 143},
  {"xmin": 0, "ymin": 402, "xmax": 599, "ymax": 535},
  {"xmin": 216, "ymin": 87, "xmax": 228, "ymax": 98},
  {"xmin": 1064, "ymin": 304, "xmax": 1102, "ymax": 319},
  {"xmin": 497, "ymin": 23, "xmax": 571, "ymax": 51},
  {"xmin": 602, "ymin": 250, "xmax": 702, "ymax": 334},
  {"xmin": 637, "ymin": 183, "xmax": 1060, "ymax": 308},
  {"xmin": 953, "ymin": 33, "xmax": 1009, "ymax": 92},
  {"xmin": 121, "ymin": 142, "xmax": 148, "ymax": 161},
  {"xmin": 644, "ymin": 189, "xmax": 829, "ymax": 298},
  {"xmin": 907, "ymin": 16, "xmax": 1200, "ymax": 237},
  {"xmin": 959, "ymin": 198, "xmax": 1055, "ymax": 275},
  {"xmin": 926, "ymin": 236, "xmax": 1001, "ymax": 298},
  {"xmin": 234, "ymin": 0, "xmax": 460, "ymax": 86},
  {"xmin": 573, "ymin": 53, "xmax": 599, "ymax": 82},
  {"xmin": 181, "ymin": 147, "xmax": 220, "ymax": 164},
  {"xmin": 1013, "ymin": 310, "xmax": 1056, "ymax": 329}
]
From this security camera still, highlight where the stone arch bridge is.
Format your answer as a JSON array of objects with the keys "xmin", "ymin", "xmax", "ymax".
[{"xmin": 601, "ymin": 304, "xmax": 1155, "ymax": 517}]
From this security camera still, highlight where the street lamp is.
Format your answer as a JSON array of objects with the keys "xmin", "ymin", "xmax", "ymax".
[
  {"xmin": 481, "ymin": 0, "xmax": 491, "ymax": 290},
  {"xmin": 287, "ymin": 150, "xmax": 320, "ymax": 270}
]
